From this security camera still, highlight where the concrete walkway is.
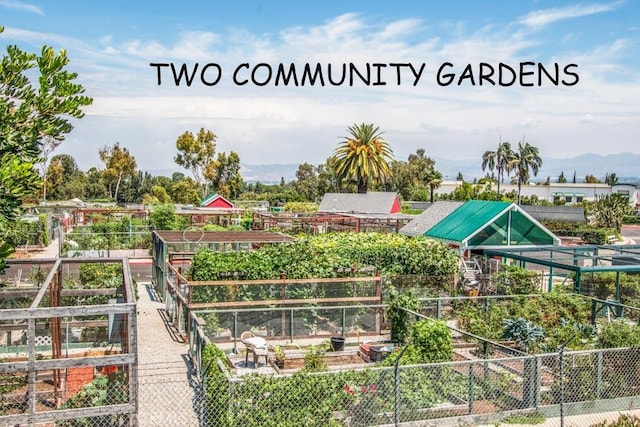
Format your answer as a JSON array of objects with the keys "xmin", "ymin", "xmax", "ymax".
[{"xmin": 136, "ymin": 282, "xmax": 199, "ymax": 426}]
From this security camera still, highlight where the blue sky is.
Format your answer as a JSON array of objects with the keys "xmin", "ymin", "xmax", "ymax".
[{"xmin": 1, "ymin": 0, "xmax": 639, "ymax": 175}]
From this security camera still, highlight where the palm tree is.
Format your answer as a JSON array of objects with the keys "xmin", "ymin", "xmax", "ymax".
[
  {"xmin": 333, "ymin": 123, "xmax": 393, "ymax": 193},
  {"xmin": 510, "ymin": 139, "xmax": 543, "ymax": 205},
  {"xmin": 481, "ymin": 139, "xmax": 514, "ymax": 201},
  {"xmin": 425, "ymin": 169, "xmax": 443, "ymax": 202}
]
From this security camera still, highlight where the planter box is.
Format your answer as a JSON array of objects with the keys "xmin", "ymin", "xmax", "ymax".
[{"xmin": 369, "ymin": 345, "xmax": 394, "ymax": 362}]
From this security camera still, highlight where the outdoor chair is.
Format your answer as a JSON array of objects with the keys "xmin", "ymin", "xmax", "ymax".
[{"xmin": 240, "ymin": 331, "xmax": 270, "ymax": 367}]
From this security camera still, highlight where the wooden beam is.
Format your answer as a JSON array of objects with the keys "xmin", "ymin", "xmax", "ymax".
[
  {"xmin": 188, "ymin": 276, "xmax": 380, "ymax": 287},
  {"xmin": 1, "ymin": 354, "xmax": 135, "ymax": 374},
  {"xmin": 0, "ymin": 319, "xmax": 109, "ymax": 331},
  {"xmin": 0, "ymin": 403, "xmax": 135, "ymax": 426},
  {"xmin": 0, "ymin": 303, "xmax": 135, "ymax": 321},
  {"xmin": 188, "ymin": 296, "xmax": 381, "ymax": 309},
  {"xmin": 0, "ymin": 288, "xmax": 120, "ymax": 299},
  {"xmin": 30, "ymin": 259, "xmax": 60, "ymax": 309}
]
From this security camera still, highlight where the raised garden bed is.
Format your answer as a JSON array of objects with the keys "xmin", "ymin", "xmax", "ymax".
[{"xmin": 275, "ymin": 346, "xmax": 368, "ymax": 371}]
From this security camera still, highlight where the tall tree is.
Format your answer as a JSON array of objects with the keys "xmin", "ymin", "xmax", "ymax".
[
  {"xmin": 210, "ymin": 151, "xmax": 243, "ymax": 199},
  {"xmin": 481, "ymin": 139, "xmax": 514, "ymax": 201},
  {"xmin": 591, "ymin": 194, "xmax": 633, "ymax": 231},
  {"xmin": 509, "ymin": 139, "xmax": 543, "ymax": 205},
  {"xmin": 99, "ymin": 142, "xmax": 137, "ymax": 202},
  {"xmin": 605, "ymin": 172, "xmax": 618, "ymax": 186},
  {"xmin": 293, "ymin": 162, "xmax": 319, "ymax": 202},
  {"xmin": 0, "ymin": 26, "xmax": 92, "ymax": 269},
  {"xmin": 170, "ymin": 177, "xmax": 201, "ymax": 204},
  {"xmin": 333, "ymin": 123, "xmax": 393, "ymax": 193},
  {"xmin": 45, "ymin": 154, "xmax": 85, "ymax": 200},
  {"xmin": 425, "ymin": 169, "xmax": 443, "ymax": 203},
  {"xmin": 316, "ymin": 156, "xmax": 343, "ymax": 194},
  {"xmin": 584, "ymin": 174, "xmax": 601, "ymax": 184},
  {"xmin": 174, "ymin": 128, "xmax": 218, "ymax": 199},
  {"xmin": 558, "ymin": 171, "xmax": 567, "ymax": 183}
]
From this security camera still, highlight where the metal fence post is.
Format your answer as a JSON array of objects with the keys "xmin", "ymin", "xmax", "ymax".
[
  {"xmin": 468, "ymin": 363, "xmax": 474, "ymax": 415},
  {"xmin": 393, "ymin": 346, "xmax": 409, "ymax": 426},
  {"xmin": 558, "ymin": 335, "xmax": 575, "ymax": 427},
  {"xmin": 290, "ymin": 309, "xmax": 295, "ymax": 343}
]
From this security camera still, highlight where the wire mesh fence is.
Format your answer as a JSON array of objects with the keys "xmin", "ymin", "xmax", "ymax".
[
  {"xmin": 186, "ymin": 347, "xmax": 640, "ymax": 427},
  {"xmin": 136, "ymin": 361, "xmax": 201, "ymax": 427}
]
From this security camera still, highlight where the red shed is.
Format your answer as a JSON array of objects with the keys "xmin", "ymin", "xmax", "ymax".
[{"xmin": 200, "ymin": 192, "xmax": 234, "ymax": 209}]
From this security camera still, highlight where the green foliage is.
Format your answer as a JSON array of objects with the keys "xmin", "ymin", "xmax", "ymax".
[
  {"xmin": 302, "ymin": 346, "xmax": 328, "ymax": 372},
  {"xmin": 598, "ymin": 321, "xmax": 640, "ymax": 349},
  {"xmin": 0, "ymin": 361, "xmax": 26, "ymax": 413},
  {"xmin": 494, "ymin": 264, "xmax": 541, "ymax": 295},
  {"xmin": 283, "ymin": 202, "xmax": 318, "ymax": 212},
  {"xmin": 502, "ymin": 318, "xmax": 544, "ymax": 352},
  {"xmin": 542, "ymin": 220, "xmax": 617, "ymax": 245},
  {"xmin": 1, "ymin": 26, "xmax": 92, "ymax": 271},
  {"xmin": 60, "ymin": 263, "xmax": 123, "ymax": 307},
  {"xmin": 457, "ymin": 290, "xmax": 593, "ymax": 351},
  {"xmin": 77, "ymin": 263, "xmax": 123, "ymax": 288},
  {"xmin": 174, "ymin": 128, "xmax": 218, "ymax": 198},
  {"xmin": 149, "ymin": 203, "xmax": 185, "ymax": 230},
  {"xmin": 580, "ymin": 229, "xmax": 612, "ymax": 245},
  {"xmin": 591, "ymin": 414, "xmax": 640, "ymax": 427},
  {"xmin": 409, "ymin": 319, "xmax": 453, "ymax": 363},
  {"xmin": 591, "ymin": 194, "xmax": 634, "ymax": 231},
  {"xmin": 190, "ymin": 232, "xmax": 459, "ymax": 282},
  {"xmin": 386, "ymin": 288, "xmax": 420, "ymax": 344},
  {"xmin": 502, "ymin": 411, "xmax": 546, "ymax": 424},
  {"xmin": 58, "ymin": 372, "xmax": 128, "ymax": 426},
  {"xmin": 333, "ymin": 123, "xmax": 393, "ymax": 193}
]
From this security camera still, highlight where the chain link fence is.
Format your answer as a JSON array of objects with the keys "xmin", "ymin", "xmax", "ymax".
[
  {"xmin": 182, "ymin": 347, "xmax": 640, "ymax": 427},
  {"xmin": 137, "ymin": 361, "xmax": 202, "ymax": 427}
]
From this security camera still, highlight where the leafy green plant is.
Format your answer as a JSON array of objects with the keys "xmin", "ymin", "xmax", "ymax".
[
  {"xmin": 303, "ymin": 346, "xmax": 328, "ymax": 372},
  {"xmin": 598, "ymin": 321, "xmax": 640, "ymax": 349},
  {"xmin": 591, "ymin": 414, "xmax": 640, "ymax": 427},
  {"xmin": 274, "ymin": 345, "xmax": 285, "ymax": 366},
  {"xmin": 494, "ymin": 264, "xmax": 541, "ymax": 295},
  {"xmin": 502, "ymin": 410, "xmax": 546, "ymax": 424},
  {"xmin": 57, "ymin": 372, "xmax": 128, "ymax": 426},
  {"xmin": 502, "ymin": 317, "xmax": 544, "ymax": 352},
  {"xmin": 411, "ymin": 319, "xmax": 453, "ymax": 362},
  {"xmin": 386, "ymin": 288, "xmax": 419, "ymax": 344}
]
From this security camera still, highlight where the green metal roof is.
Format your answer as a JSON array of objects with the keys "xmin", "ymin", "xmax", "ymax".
[
  {"xmin": 425, "ymin": 200, "xmax": 511, "ymax": 242},
  {"xmin": 200, "ymin": 192, "xmax": 219, "ymax": 207},
  {"xmin": 424, "ymin": 200, "xmax": 559, "ymax": 247}
]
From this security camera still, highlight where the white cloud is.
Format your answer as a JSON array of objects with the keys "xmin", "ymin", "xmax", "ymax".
[
  {"xmin": 580, "ymin": 113, "xmax": 596, "ymax": 123},
  {"xmin": 420, "ymin": 121, "xmax": 448, "ymax": 133},
  {"xmin": 4, "ymin": 9, "xmax": 639, "ymax": 171},
  {"xmin": 518, "ymin": 1, "xmax": 623, "ymax": 29},
  {"xmin": 0, "ymin": 0, "xmax": 43, "ymax": 15},
  {"xmin": 519, "ymin": 118, "xmax": 542, "ymax": 128}
]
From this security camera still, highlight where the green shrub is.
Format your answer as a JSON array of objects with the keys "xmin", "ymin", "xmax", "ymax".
[
  {"xmin": 386, "ymin": 288, "xmax": 419, "ymax": 344},
  {"xmin": 502, "ymin": 318, "xmax": 544, "ymax": 352},
  {"xmin": 592, "ymin": 414, "xmax": 640, "ymax": 427},
  {"xmin": 494, "ymin": 265, "xmax": 541, "ymax": 294},
  {"xmin": 598, "ymin": 321, "xmax": 640, "ymax": 349},
  {"xmin": 580, "ymin": 229, "xmax": 610, "ymax": 245},
  {"xmin": 410, "ymin": 319, "xmax": 453, "ymax": 363}
]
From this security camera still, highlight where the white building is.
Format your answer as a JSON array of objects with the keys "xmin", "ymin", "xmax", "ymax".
[{"xmin": 433, "ymin": 182, "xmax": 639, "ymax": 207}]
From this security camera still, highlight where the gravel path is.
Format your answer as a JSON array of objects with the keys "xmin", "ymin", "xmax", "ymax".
[{"xmin": 136, "ymin": 282, "xmax": 199, "ymax": 426}]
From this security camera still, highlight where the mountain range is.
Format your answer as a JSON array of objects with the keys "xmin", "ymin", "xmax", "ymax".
[{"xmin": 146, "ymin": 152, "xmax": 640, "ymax": 185}]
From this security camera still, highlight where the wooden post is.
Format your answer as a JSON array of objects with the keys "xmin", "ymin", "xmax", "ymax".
[
  {"xmin": 280, "ymin": 273, "xmax": 286, "ymax": 338},
  {"xmin": 375, "ymin": 271, "xmax": 382, "ymax": 334},
  {"xmin": 52, "ymin": 269, "xmax": 63, "ymax": 407}
]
